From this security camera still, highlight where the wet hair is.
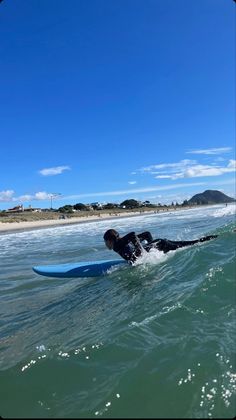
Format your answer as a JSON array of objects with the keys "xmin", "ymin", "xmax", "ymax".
[{"xmin": 103, "ymin": 229, "xmax": 119, "ymax": 241}]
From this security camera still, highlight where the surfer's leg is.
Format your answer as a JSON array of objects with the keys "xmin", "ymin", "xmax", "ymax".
[
  {"xmin": 179, "ymin": 235, "xmax": 218, "ymax": 245},
  {"xmin": 198, "ymin": 235, "xmax": 218, "ymax": 242},
  {"xmin": 162, "ymin": 237, "xmax": 212, "ymax": 249},
  {"xmin": 161, "ymin": 239, "xmax": 192, "ymax": 252},
  {"xmin": 164, "ymin": 235, "xmax": 218, "ymax": 250},
  {"xmin": 144, "ymin": 239, "xmax": 189, "ymax": 253},
  {"xmin": 146, "ymin": 239, "xmax": 179, "ymax": 253},
  {"xmin": 144, "ymin": 235, "xmax": 218, "ymax": 254}
]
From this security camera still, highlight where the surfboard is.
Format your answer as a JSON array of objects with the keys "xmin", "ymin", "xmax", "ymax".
[{"xmin": 32, "ymin": 259, "xmax": 127, "ymax": 278}]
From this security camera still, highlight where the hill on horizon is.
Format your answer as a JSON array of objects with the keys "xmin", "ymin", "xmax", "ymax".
[{"xmin": 188, "ymin": 190, "xmax": 235, "ymax": 205}]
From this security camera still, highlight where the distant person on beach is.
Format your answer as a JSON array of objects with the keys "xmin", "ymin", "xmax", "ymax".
[{"xmin": 103, "ymin": 229, "xmax": 218, "ymax": 264}]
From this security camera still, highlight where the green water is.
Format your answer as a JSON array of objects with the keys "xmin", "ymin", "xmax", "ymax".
[{"xmin": 0, "ymin": 205, "xmax": 235, "ymax": 418}]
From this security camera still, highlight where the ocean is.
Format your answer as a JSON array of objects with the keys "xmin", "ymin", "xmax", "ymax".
[{"xmin": 0, "ymin": 204, "xmax": 235, "ymax": 418}]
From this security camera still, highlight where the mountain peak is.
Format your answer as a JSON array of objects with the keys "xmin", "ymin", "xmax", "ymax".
[{"xmin": 188, "ymin": 190, "xmax": 235, "ymax": 205}]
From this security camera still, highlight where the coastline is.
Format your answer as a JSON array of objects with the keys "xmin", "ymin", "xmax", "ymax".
[
  {"xmin": 0, "ymin": 207, "xmax": 190, "ymax": 235},
  {"xmin": 2, "ymin": 203, "xmax": 227, "ymax": 235}
]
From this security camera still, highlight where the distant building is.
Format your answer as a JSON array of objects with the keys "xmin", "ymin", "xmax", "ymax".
[
  {"xmin": 7, "ymin": 204, "xmax": 42, "ymax": 213},
  {"xmin": 7, "ymin": 204, "xmax": 24, "ymax": 212},
  {"xmin": 24, "ymin": 208, "xmax": 42, "ymax": 212},
  {"xmin": 24, "ymin": 205, "xmax": 42, "ymax": 212}
]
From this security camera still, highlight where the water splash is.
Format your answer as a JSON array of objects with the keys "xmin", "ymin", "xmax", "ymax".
[
  {"xmin": 133, "ymin": 247, "xmax": 168, "ymax": 266},
  {"xmin": 212, "ymin": 203, "xmax": 236, "ymax": 218}
]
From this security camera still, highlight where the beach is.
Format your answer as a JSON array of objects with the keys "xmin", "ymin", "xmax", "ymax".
[{"xmin": 0, "ymin": 207, "xmax": 189, "ymax": 234}]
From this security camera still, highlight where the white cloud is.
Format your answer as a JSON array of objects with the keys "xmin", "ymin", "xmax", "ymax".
[
  {"xmin": 0, "ymin": 190, "xmax": 15, "ymax": 202},
  {"xmin": 140, "ymin": 160, "xmax": 196, "ymax": 173},
  {"xmin": 35, "ymin": 192, "xmax": 51, "ymax": 200},
  {"xmin": 39, "ymin": 166, "xmax": 71, "ymax": 176},
  {"xmin": 18, "ymin": 192, "xmax": 54, "ymax": 202},
  {"xmin": 16, "ymin": 192, "xmax": 52, "ymax": 202},
  {"xmin": 186, "ymin": 147, "xmax": 232, "ymax": 155},
  {"xmin": 0, "ymin": 191, "xmax": 60, "ymax": 204},
  {"xmin": 139, "ymin": 159, "xmax": 236, "ymax": 181},
  {"xmin": 17, "ymin": 194, "xmax": 33, "ymax": 202},
  {"xmin": 228, "ymin": 159, "xmax": 236, "ymax": 169},
  {"xmin": 173, "ymin": 160, "xmax": 235, "ymax": 180},
  {"xmin": 128, "ymin": 181, "xmax": 137, "ymax": 185},
  {"xmin": 19, "ymin": 192, "xmax": 60, "ymax": 201}
]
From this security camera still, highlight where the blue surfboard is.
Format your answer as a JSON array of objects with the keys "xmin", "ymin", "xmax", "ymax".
[{"xmin": 33, "ymin": 259, "xmax": 127, "ymax": 278}]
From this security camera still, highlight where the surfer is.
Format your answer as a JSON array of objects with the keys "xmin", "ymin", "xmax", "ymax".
[{"xmin": 103, "ymin": 229, "xmax": 218, "ymax": 264}]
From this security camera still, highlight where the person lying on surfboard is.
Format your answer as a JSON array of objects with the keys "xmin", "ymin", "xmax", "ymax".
[{"xmin": 103, "ymin": 229, "xmax": 218, "ymax": 264}]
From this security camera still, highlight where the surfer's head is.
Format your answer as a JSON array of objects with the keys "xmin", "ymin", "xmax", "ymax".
[{"xmin": 103, "ymin": 229, "xmax": 119, "ymax": 250}]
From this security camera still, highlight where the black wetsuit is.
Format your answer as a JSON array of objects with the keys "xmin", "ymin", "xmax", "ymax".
[
  {"xmin": 113, "ymin": 231, "xmax": 218, "ymax": 263},
  {"xmin": 113, "ymin": 232, "xmax": 144, "ymax": 264}
]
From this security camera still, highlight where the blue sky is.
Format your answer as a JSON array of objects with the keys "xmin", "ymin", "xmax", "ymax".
[{"xmin": 0, "ymin": 0, "xmax": 235, "ymax": 209}]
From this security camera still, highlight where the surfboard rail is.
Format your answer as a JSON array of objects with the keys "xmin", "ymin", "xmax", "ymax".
[{"xmin": 33, "ymin": 258, "xmax": 127, "ymax": 278}]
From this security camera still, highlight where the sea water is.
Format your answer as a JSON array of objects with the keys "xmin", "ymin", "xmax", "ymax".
[{"xmin": 0, "ymin": 204, "xmax": 235, "ymax": 418}]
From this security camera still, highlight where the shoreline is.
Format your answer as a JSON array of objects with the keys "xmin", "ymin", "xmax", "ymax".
[
  {"xmin": 0, "ymin": 207, "xmax": 193, "ymax": 235},
  {"xmin": 1, "ymin": 203, "xmax": 227, "ymax": 235}
]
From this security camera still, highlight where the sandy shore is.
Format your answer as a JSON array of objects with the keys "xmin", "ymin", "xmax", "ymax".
[
  {"xmin": 0, "ymin": 210, "xmax": 157, "ymax": 234},
  {"xmin": 0, "ymin": 206, "xmax": 198, "ymax": 235}
]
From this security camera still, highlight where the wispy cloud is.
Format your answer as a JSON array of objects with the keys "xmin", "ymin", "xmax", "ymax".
[
  {"xmin": 139, "ymin": 159, "xmax": 236, "ymax": 180},
  {"xmin": 0, "ymin": 191, "xmax": 62, "ymax": 203},
  {"xmin": 17, "ymin": 194, "xmax": 33, "ymax": 202},
  {"xmin": 16, "ymin": 192, "xmax": 52, "ymax": 202},
  {"xmin": 64, "ymin": 178, "xmax": 236, "ymax": 201},
  {"xmin": 128, "ymin": 181, "xmax": 137, "ymax": 185},
  {"xmin": 0, "ymin": 190, "xmax": 15, "ymax": 202},
  {"xmin": 158, "ymin": 160, "xmax": 236, "ymax": 180},
  {"xmin": 39, "ymin": 166, "xmax": 71, "ymax": 176},
  {"xmin": 17, "ymin": 179, "xmax": 235, "ymax": 203},
  {"xmin": 154, "ymin": 175, "xmax": 174, "ymax": 179},
  {"xmin": 22, "ymin": 192, "xmax": 62, "ymax": 202},
  {"xmin": 35, "ymin": 192, "xmax": 52, "ymax": 200},
  {"xmin": 3, "ymin": 184, "xmax": 205, "ymax": 204},
  {"xmin": 186, "ymin": 147, "xmax": 232, "ymax": 155},
  {"xmin": 140, "ymin": 159, "xmax": 196, "ymax": 173},
  {"xmin": 64, "ymin": 182, "xmax": 207, "ymax": 200},
  {"xmin": 1, "ymin": 177, "xmax": 235, "ymax": 205}
]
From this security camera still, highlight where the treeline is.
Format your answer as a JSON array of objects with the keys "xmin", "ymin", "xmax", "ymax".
[{"xmin": 57, "ymin": 199, "xmax": 187, "ymax": 213}]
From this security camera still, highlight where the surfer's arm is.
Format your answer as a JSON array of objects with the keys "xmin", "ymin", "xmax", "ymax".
[
  {"xmin": 121, "ymin": 232, "xmax": 143, "ymax": 257},
  {"xmin": 137, "ymin": 231, "xmax": 153, "ymax": 243}
]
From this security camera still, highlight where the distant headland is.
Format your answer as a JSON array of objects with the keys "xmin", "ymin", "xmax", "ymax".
[{"xmin": 187, "ymin": 190, "xmax": 235, "ymax": 205}]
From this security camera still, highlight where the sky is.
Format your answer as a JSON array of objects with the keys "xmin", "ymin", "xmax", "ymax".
[{"xmin": 0, "ymin": 0, "xmax": 235, "ymax": 210}]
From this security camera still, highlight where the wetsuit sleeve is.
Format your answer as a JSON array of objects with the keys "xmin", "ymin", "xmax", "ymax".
[
  {"xmin": 137, "ymin": 231, "xmax": 153, "ymax": 243},
  {"xmin": 120, "ymin": 232, "xmax": 143, "ymax": 257}
]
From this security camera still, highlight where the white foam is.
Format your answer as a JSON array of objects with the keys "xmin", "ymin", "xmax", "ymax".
[
  {"xmin": 133, "ymin": 248, "xmax": 168, "ymax": 266},
  {"xmin": 212, "ymin": 203, "xmax": 236, "ymax": 218}
]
